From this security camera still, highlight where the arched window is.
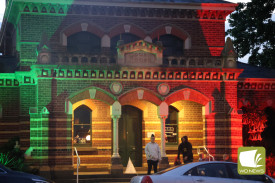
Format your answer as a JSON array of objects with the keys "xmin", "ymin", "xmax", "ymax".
[
  {"xmin": 67, "ymin": 32, "xmax": 101, "ymax": 54},
  {"xmin": 73, "ymin": 105, "xmax": 92, "ymax": 145},
  {"xmin": 153, "ymin": 34, "xmax": 184, "ymax": 57},
  {"xmin": 110, "ymin": 33, "xmax": 140, "ymax": 53},
  {"xmin": 165, "ymin": 106, "xmax": 179, "ymax": 145}
]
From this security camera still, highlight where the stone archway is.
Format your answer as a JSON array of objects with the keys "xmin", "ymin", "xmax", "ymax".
[
  {"xmin": 164, "ymin": 88, "xmax": 211, "ymax": 161},
  {"xmin": 165, "ymin": 88, "xmax": 210, "ymax": 106},
  {"xmin": 65, "ymin": 87, "xmax": 117, "ymax": 170},
  {"xmin": 118, "ymin": 88, "xmax": 164, "ymax": 167},
  {"xmin": 66, "ymin": 87, "xmax": 116, "ymax": 115},
  {"xmin": 118, "ymin": 88, "xmax": 163, "ymax": 106}
]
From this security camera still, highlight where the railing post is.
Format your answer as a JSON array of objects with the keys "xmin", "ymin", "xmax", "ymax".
[{"xmin": 74, "ymin": 147, "xmax": 80, "ymax": 183}]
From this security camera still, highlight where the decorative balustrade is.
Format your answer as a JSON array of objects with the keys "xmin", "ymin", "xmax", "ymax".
[
  {"xmin": 39, "ymin": 53, "xmax": 223, "ymax": 68},
  {"xmin": 38, "ymin": 51, "xmax": 225, "ymax": 69},
  {"xmin": 38, "ymin": 52, "xmax": 117, "ymax": 65},
  {"xmin": 163, "ymin": 56, "xmax": 223, "ymax": 68}
]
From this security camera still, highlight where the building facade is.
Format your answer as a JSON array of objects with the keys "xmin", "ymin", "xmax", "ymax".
[{"xmin": 0, "ymin": 0, "xmax": 274, "ymax": 176}]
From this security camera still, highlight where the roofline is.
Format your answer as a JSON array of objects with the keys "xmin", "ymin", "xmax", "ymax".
[
  {"xmin": 7, "ymin": 0, "xmax": 238, "ymax": 10},
  {"xmin": 238, "ymin": 78, "xmax": 275, "ymax": 82},
  {"xmin": 0, "ymin": 0, "xmax": 238, "ymax": 48}
]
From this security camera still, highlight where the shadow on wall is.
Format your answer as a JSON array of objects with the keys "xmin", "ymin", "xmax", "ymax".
[{"xmin": 212, "ymin": 81, "xmax": 232, "ymax": 161}]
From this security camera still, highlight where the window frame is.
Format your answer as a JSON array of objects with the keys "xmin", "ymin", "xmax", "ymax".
[
  {"xmin": 73, "ymin": 105, "xmax": 92, "ymax": 146},
  {"xmin": 165, "ymin": 106, "xmax": 179, "ymax": 145},
  {"xmin": 225, "ymin": 163, "xmax": 271, "ymax": 182},
  {"xmin": 188, "ymin": 163, "xmax": 230, "ymax": 179}
]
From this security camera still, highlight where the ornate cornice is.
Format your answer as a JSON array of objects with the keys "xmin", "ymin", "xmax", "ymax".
[
  {"xmin": 30, "ymin": 65, "xmax": 243, "ymax": 81},
  {"xmin": 238, "ymin": 79, "xmax": 275, "ymax": 91},
  {"xmin": 20, "ymin": 3, "xmax": 232, "ymax": 20}
]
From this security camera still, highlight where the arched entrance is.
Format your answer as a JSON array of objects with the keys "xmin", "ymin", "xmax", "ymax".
[{"xmin": 119, "ymin": 105, "xmax": 142, "ymax": 167}]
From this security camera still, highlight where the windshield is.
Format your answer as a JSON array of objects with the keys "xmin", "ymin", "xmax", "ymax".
[{"xmin": 155, "ymin": 164, "xmax": 186, "ymax": 175}]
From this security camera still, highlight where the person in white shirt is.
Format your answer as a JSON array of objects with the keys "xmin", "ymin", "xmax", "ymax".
[{"xmin": 145, "ymin": 134, "xmax": 161, "ymax": 175}]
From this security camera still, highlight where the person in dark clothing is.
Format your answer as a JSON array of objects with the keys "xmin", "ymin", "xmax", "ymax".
[{"xmin": 177, "ymin": 136, "xmax": 193, "ymax": 164}]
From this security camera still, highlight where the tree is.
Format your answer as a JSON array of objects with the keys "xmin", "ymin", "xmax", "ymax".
[{"xmin": 226, "ymin": 0, "xmax": 275, "ymax": 69}]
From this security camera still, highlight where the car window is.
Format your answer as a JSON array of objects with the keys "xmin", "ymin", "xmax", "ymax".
[
  {"xmin": 197, "ymin": 164, "xmax": 229, "ymax": 178},
  {"xmin": 155, "ymin": 164, "xmax": 185, "ymax": 174},
  {"xmin": 227, "ymin": 163, "xmax": 271, "ymax": 183},
  {"xmin": 184, "ymin": 167, "xmax": 198, "ymax": 176},
  {"xmin": 243, "ymin": 175, "xmax": 266, "ymax": 182},
  {"xmin": 227, "ymin": 163, "xmax": 247, "ymax": 180}
]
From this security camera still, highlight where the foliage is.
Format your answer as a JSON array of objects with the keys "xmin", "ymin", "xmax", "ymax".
[
  {"xmin": 0, "ymin": 152, "xmax": 24, "ymax": 170},
  {"xmin": 242, "ymin": 106, "xmax": 275, "ymax": 156},
  {"xmin": 226, "ymin": 0, "xmax": 275, "ymax": 69},
  {"xmin": 242, "ymin": 106, "xmax": 267, "ymax": 141},
  {"xmin": 0, "ymin": 137, "xmax": 28, "ymax": 172},
  {"xmin": 266, "ymin": 154, "xmax": 275, "ymax": 178}
]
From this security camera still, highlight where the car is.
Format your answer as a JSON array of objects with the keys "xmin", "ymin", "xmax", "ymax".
[
  {"xmin": 130, "ymin": 161, "xmax": 275, "ymax": 183},
  {"xmin": 0, "ymin": 164, "xmax": 53, "ymax": 183}
]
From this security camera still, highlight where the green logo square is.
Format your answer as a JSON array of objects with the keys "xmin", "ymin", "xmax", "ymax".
[{"xmin": 238, "ymin": 147, "xmax": 265, "ymax": 175}]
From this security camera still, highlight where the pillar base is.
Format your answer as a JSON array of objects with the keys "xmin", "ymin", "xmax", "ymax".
[
  {"xmin": 159, "ymin": 157, "xmax": 170, "ymax": 171},
  {"xmin": 110, "ymin": 157, "xmax": 123, "ymax": 176}
]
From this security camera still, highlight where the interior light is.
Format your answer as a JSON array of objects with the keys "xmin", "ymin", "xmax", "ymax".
[{"xmin": 86, "ymin": 135, "xmax": 91, "ymax": 141}]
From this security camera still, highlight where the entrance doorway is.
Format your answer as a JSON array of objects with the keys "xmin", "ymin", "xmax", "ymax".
[{"xmin": 119, "ymin": 105, "xmax": 142, "ymax": 167}]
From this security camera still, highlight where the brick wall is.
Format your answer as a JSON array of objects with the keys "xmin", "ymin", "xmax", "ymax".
[
  {"xmin": 19, "ymin": 13, "xmax": 226, "ymax": 63},
  {"xmin": 0, "ymin": 87, "xmax": 20, "ymax": 145},
  {"xmin": 238, "ymin": 89, "xmax": 275, "ymax": 110}
]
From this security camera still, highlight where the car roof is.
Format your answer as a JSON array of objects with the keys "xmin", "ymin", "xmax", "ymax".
[
  {"xmin": 0, "ymin": 164, "xmax": 11, "ymax": 172},
  {"xmin": 157, "ymin": 161, "xmax": 236, "ymax": 176}
]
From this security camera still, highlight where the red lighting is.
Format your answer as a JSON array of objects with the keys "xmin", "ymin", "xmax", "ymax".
[
  {"xmin": 153, "ymin": 72, "xmax": 158, "ymax": 79},
  {"xmin": 145, "ymin": 72, "xmax": 151, "ymax": 79},
  {"xmin": 266, "ymin": 155, "xmax": 275, "ymax": 178},
  {"xmin": 141, "ymin": 176, "xmax": 153, "ymax": 183},
  {"xmin": 183, "ymin": 73, "xmax": 188, "ymax": 79},
  {"xmin": 138, "ymin": 72, "xmax": 143, "ymax": 79},
  {"xmin": 242, "ymin": 110, "xmax": 267, "ymax": 141}
]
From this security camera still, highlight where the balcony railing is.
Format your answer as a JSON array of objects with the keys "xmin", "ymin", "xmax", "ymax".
[
  {"xmin": 38, "ymin": 52, "xmax": 117, "ymax": 65},
  {"xmin": 38, "ymin": 52, "xmax": 223, "ymax": 68},
  {"xmin": 163, "ymin": 56, "xmax": 223, "ymax": 68}
]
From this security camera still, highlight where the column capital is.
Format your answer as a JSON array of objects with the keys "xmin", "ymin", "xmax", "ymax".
[
  {"xmin": 158, "ymin": 102, "xmax": 168, "ymax": 116},
  {"xmin": 158, "ymin": 115, "xmax": 168, "ymax": 120},
  {"xmin": 111, "ymin": 115, "xmax": 121, "ymax": 119},
  {"xmin": 111, "ymin": 101, "xmax": 121, "ymax": 116}
]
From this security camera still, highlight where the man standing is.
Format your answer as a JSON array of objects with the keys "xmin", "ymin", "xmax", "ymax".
[
  {"xmin": 178, "ymin": 136, "xmax": 193, "ymax": 164},
  {"xmin": 145, "ymin": 134, "xmax": 161, "ymax": 175}
]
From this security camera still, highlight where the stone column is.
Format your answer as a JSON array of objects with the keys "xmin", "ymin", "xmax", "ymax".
[
  {"xmin": 159, "ymin": 115, "xmax": 168, "ymax": 158},
  {"xmin": 112, "ymin": 115, "xmax": 120, "ymax": 158},
  {"xmin": 110, "ymin": 101, "xmax": 123, "ymax": 175},
  {"xmin": 158, "ymin": 102, "xmax": 170, "ymax": 170}
]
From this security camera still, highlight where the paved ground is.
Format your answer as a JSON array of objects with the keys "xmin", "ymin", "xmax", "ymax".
[{"xmin": 53, "ymin": 173, "xmax": 138, "ymax": 183}]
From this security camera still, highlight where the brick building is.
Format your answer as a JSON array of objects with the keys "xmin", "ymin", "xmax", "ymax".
[{"xmin": 0, "ymin": 0, "xmax": 274, "ymax": 177}]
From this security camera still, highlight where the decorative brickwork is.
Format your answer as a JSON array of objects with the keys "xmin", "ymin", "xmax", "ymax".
[{"xmin": 0, "ymin": 0, "xmax": 273, "ymax": 175}]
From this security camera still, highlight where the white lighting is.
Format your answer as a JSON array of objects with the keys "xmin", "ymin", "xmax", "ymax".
[{"xmin": 86, "ymin": 135, "xmax": 91, "ymax": 141}]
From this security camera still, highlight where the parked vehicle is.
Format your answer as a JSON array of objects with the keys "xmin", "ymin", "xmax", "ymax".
[
  {"xmin": 0, "ymin": 164, "xmax": 53, "ymax": 183},
  {"xmin": 130, "ymin": 161, "xmax": 275, "ymax": 183}
]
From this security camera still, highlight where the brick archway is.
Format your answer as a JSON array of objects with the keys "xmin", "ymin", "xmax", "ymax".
[
  {"xmin": 108, "ymin": 24, "xmax": 147, "ymax": 39},
  {"xmin": 150, "ymin": 25, "xmax": 190, "ymax": 41},
  {"xmin": 60, "ymin": 22, "xmax": 105, "ymax": 46},
  {"xmin": 165, "ymin": 88, "xmax": 210, "ymax": 106},
  {"xmin": 66, "ymin": 87, "xmax": 116, "ymax": 114},
  {"xmin": 61, "ymin": 22, "xmax": 105, "ymax": 38},
  {"xmin": 118, "ymin": 88, "xmax": 162, "ymax": 106}
]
